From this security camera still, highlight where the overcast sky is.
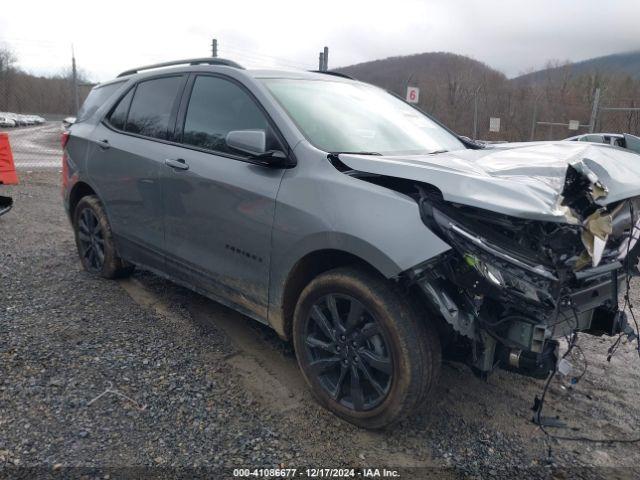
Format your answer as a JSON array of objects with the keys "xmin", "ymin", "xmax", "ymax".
[{"xmin": 0, "ymin": 0, "xmax": 638, "ymax": 82}]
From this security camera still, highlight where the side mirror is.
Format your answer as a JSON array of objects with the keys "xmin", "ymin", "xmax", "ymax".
[
  {"xmin": 226, "ymin": 129, "xmax": 291, "ymax": 167},
  {"xmin": 226, "ymin": 129, "xmax": 267, "ymax": 156}
]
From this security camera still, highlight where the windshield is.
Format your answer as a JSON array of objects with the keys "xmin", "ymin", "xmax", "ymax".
[{"xmin": 261, "ymin": 78, "xmax": 465, "ymax": 155}]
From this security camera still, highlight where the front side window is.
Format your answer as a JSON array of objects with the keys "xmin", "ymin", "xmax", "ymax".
[
  {"xmin": 261, "ymin": 78, "xmax": 465, "ymax": 155},
  {"xmin": 182, "ymin": 76, "xmax": 269, "ymax": 154},
  {"xmin": 125, "ymin": 76, "xmax": 183, "ymax": 140}
]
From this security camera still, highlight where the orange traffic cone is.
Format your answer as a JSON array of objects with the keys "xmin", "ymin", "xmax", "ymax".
[{"xmin": 0, "ymin": 132, "xmax": 19, "ymax": 185}]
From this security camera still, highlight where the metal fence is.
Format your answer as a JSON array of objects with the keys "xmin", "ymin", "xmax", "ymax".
[
  {"xmin": 0, "ymin": 77, "xmax": 89, "ymax": 170},
  {"xmin": 2, "ymin": 44, "xmax": 640, "ymax": 171}
]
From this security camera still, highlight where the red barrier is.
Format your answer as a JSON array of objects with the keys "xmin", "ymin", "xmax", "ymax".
[{"xmin": 0, "ymin": 132, "xmax": 19, "ymax": 185}]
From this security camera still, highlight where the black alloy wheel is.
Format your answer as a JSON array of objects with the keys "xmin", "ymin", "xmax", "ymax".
[
  {"xmin": 293, "ymin": 266, "xmax": 441, "ymax": 429},
  {"xmin": 303, "ymin": 293, "xmax": 393, "ymax": 411},
  {"xmin": 72, "ymin": 195, "xmax": 134, "ymax": 279},
  {"xmin": 77, "ymin": 207, "xmax": 105, "ymax": 273}
]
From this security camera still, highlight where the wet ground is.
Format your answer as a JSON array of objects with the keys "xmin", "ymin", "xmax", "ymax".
[
  {"xmin": 1, "ymin": 166, "xmax": 640, "ymax": 478},
  {"xmin": 3, "ymin": 122, "xmax": 61, "ymax": 169}
]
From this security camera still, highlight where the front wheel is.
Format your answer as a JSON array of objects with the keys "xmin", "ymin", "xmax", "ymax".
[
  {"xmin": 73, "ymin": 195, "xmax": 134, "ymax": 279},
  {"xmin": 292, "ymin": 266, "xmax": 440, "ymax": 429}
]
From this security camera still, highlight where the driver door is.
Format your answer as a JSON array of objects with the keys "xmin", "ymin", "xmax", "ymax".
[{"xmin": 162, "ymin": 74, "xmax": 287, "ymax": 322}]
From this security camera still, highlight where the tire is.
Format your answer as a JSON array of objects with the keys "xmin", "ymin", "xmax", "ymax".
[
  {"xmin": 73, "ymin": 195, "xmax": 134, "ymax": 279},
  {"xmin": 292, "ymin": 266, "xmax": 441, "ymax": 429}
]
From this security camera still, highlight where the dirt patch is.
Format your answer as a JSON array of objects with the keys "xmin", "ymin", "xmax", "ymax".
[{"xmin": 3, "ymin": 170, "xmax": 640, "ymax": 479}]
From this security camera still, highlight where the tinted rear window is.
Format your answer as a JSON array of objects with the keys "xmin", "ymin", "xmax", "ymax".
[
  {"xmin": 107, "ymin": 89, "xmax": 134, "ymax": 130},
  {"xmin": 76, "ymin": 81, "xmax": 125, "ymax": 122},
  {"xmin": 125, "ymin": 76, "xmax": 183, "ymax": 140}
]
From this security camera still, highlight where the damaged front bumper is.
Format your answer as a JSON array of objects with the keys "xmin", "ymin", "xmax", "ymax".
[
  {"xmin": 337, "ymin": 142, "xmax": 640, "ymax": 379},
  {"xmin": 408, "ymin": 193, "xmax": 640, "ymax": 380}
]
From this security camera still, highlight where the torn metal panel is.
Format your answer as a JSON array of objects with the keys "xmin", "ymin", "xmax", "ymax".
[
  {"xmin": 419, "ymin": 277, "xmax": 477, "ymax": 339},
  {"xmin": 336, "ymin": 140, "xmax": 640, "ymax": 379},
  {"xmin": 402, "ymin": 191, "xmax": 637, "ymax": 379},
  {"xmin": 339, "ymin": 141, "xmax": 640, "ymax": 223}
]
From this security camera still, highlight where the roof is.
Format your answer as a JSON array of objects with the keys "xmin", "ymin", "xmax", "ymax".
[{"xmin": 110, "ymin": 57, "xmax": 355, "ymax": 84}]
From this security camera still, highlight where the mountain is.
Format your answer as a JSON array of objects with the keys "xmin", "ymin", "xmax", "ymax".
[
  {"xmin": 512, "ymin": 50, "xmax": 640, "ymax": 84},
  {"xmin": 335, "ymin": 52, "xmax": 506, "ymax": 95},
  {"xmin": 332, "ymin": 50, "xmax": 640, "ymax": 142}
]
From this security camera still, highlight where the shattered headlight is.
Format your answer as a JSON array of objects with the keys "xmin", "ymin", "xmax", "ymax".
[
  {"xmin": 427, "ymin": 207, "xmax": 557, "ymax": 304},
  {"xmin": 446, "ymin": 221, "xmax": 557, "ymax": 281},
  {"xmin": 464, "ymin": 254, "xmax": 542, "ymax": 302},
  {"xmin": 464, "ymin": 254, "xmax": 504, "ymax": 286}
]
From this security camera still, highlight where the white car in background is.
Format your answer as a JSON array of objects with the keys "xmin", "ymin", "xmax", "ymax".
[
  {"xmin": 0, "ymin": 115, "xmax": 16, "ymax": 128},
  {"xmin": 20, "ymin": 115, "xmax": 36, "ymax": 126},
  {"xmin": 566, "ymin": 132, "xmax": 640, "ymax": 155},
  {"xmin": 0, "ymin": 112, "xmax": 46, "ymax": 127}
]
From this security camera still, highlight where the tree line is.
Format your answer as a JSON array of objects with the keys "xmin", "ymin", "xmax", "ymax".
[
  {"xmin": 0, "ymin": 47, "xmax": 91, "ymax": 116},
  {"xmin": 339, "ymin": 52, "xmax": 640, "ymax": 141},
  {"xmin": 2, "ymin": 47, "xmax": 639, "ymax": 140}
]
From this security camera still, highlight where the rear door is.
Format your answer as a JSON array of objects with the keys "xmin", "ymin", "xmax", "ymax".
[
  {"xmin": 161, "ymin": 74, "xmax": 287, "ymax": 322},
  {"xmin": 88, "ymin": 75, "xmax": 186, "ymax": 269}
]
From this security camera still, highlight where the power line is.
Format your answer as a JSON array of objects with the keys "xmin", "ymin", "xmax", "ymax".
[
  {"xmin": 216, "ymin": 41, "xmax": 314, "ymax": 69},
  {"xmin": 218, "ymin": 48, "xmax": 312, "ymax": 70},
  {"xmin": 219, "ymin": 47, "xmax": 312, "ymax": 68}
]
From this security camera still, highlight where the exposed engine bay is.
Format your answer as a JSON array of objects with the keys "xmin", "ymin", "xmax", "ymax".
[
  {"xmin": 411, "ymin": 189, "xmax": 639, "ymax": 379},
  {"xmin": 335, "ymin": 142, "xmax": 640, "ymax": 379}
]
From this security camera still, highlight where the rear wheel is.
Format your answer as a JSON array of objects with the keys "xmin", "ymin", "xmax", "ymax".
[
  {"xmin": 293, "ymin": 266, "xmax": 440, "ymax": 429},
  {"xmin": 73, "ymin": 195, "xmax": 133, "ymax": 279}
]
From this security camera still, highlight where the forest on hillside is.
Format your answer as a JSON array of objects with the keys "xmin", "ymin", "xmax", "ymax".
[
  {"xmin": 0, "ymin": 47, "xmax": 91, "ymax": 116},
  {"xmin": 338, "ymin": 52, "xmax": 640, "ymax": 142},
  {"xmin": 2, "ymin": 45, "xmax": 640, "ymax": 141}
]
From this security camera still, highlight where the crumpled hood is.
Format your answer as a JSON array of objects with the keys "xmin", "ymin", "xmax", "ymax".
[{"xmin": 339, "ymin": 141, "xmax": 640, "ymax": 222}]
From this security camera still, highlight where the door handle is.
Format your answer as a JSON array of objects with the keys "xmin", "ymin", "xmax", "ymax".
[
  {"xmin": 97, "ymin": 139, "xmax": 110, "ymax": 150},
  {"xmin": 164, "ymin": 158, "xmax": 189, "ymax": 171}
]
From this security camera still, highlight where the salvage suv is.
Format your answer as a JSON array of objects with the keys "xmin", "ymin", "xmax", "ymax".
[{"xmin": 63, "ymin": 58, "xmax": 640, "ymax": 428}]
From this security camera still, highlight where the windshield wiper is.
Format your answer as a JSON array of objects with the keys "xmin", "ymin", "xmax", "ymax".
[{"xmin": 429, "ymin": 149, "xmax": 448, "ymax": 154}]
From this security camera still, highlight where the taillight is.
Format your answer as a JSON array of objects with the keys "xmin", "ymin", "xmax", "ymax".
[
  {"xmin": 61, "ymin": 131, "xmax": 70, "ymax": 149},
  {"xmin": 61, "ymin": 132, "xmax": 69, "ymax": 194}
]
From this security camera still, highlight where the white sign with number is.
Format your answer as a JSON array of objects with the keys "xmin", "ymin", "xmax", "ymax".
[
  {"xmin": 568, "ymin": 120, "xmax": 580, "ymax": 131},
  {"xmin": 489, "ymin": 117, "xmax": 501, "ymax": 132},
  {"xmin": 406, "ymin": 86, "xmax": 420, "ymax": 104}
]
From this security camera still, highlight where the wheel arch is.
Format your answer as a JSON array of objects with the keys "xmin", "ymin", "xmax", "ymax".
[
  {"xmin": 274, "ymin": 248, "xmax": 390, "ymax": 341},
  {"xmin": 68, "ymin": 181, "xmax": 97, "ymax": 219}
]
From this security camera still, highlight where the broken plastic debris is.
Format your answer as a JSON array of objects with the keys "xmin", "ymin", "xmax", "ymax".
[
  {"xmin": 557, "ymin": 358, "xmax": 573, "ymax": 376},
  {"xmin": 581, "ymin": 209, "xmax": 613, "ymax": 267}
]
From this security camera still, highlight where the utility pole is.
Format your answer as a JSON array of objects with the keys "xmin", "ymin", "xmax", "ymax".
[
  {"xmin": 529, "ymin": 102, "xmax": 538, "ymax": 141},
  {"xmin": 472, "ymin": 86, "xmax": 481, "ymax": 140},
  {"xmin": 318, "ymin": 52, "xmax": 324, "ymax": 71},
  {"xmin": 323, "ymin": 46, "xmax": 329, "ymax": 71},
  {"xmin": 588, "ymin": 87, "xmax": 600, "ymax": 133},
  {"xmin": 211, "ymin": 38, "xmax": 218, "ymax": 58},
  {"xmin": 71, "ymin": 45, "xmax": 79, "ymax": 116}
]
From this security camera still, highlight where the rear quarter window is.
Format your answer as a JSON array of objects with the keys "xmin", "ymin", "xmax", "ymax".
[
  {"xmin": 76, "ymin": 81, "xmax": 125, "ymax": 123},
  {"xmin": 107, "ymin": 88, "xmax": 134, "ymax": 130}
]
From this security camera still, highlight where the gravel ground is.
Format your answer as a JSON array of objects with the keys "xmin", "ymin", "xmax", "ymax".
[{"xmin": 2, "ymin": 171, "xmax": 640, "ymax": 479}]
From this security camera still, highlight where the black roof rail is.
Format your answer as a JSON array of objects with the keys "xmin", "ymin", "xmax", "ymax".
[
  {"xmin": 117, "ymin": 58, "xmax": 244, "ymax": 78},
  {"xmin": 309, "ymin": 70, "xmax": 354, "ymax": 80}
]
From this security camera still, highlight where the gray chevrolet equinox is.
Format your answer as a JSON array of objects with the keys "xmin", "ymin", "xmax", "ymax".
[{"xmin": 63, "ymin": 58, "xmax": 640, "ymax": 428}]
